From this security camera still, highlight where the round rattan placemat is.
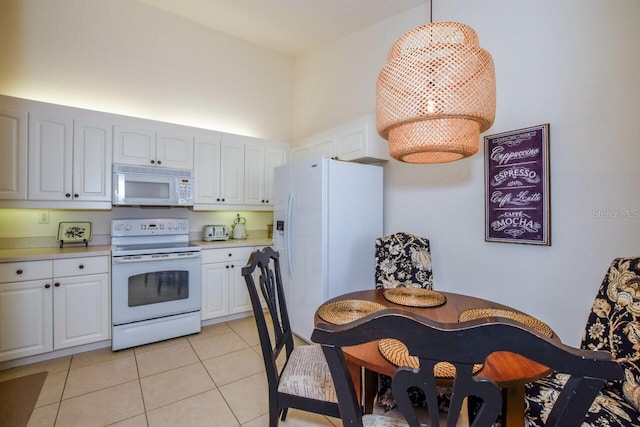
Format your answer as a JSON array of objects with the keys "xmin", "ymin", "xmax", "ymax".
[
  {"xmin": 383, "ymin": 288, "xmax": 446, "ymax": 307},
  {"xmin": 458, "ymin": 308, "xmax": 553, "ymax": 337},
  {"xmin": 317, "ymin": 299, "xmax": 387, "ymax": 325},
  {"xmin": 378, "ymin": 338, "xmax": 483, "ymax": 378}
]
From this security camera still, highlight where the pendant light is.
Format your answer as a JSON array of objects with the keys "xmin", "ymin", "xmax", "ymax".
[{"xmin": 376, "ymin": 18, "xmax": 496, "ymax": 164}]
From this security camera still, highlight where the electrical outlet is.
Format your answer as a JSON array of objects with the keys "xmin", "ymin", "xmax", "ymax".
[{"xmin": 38, "ymin": 211, "xmax": 49, "ymax": 224}]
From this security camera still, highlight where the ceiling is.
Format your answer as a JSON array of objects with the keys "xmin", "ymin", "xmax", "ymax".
[{"xmin": 136, "ymin": 0, "xmax": 427, "ymax": 57}]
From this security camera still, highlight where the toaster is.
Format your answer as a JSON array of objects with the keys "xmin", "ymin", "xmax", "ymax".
[{"xmin": 202, "ymin": 225, "xmax": 229, "ymax": 241}]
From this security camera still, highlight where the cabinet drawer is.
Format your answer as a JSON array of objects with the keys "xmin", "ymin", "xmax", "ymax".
[
  {"xmin": 202, "ymin": 246, "xmax": 255, "ymax": 264},
  {"xmin": 0, "ymin": 260, "xmax": 52, "ymax": 283},
  {"xmin": 54, "ymin": 256, "xmax": 109, "ymax": 277}
]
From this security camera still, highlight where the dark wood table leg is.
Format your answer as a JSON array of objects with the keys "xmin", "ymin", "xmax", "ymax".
[
  {"xmin": 503, "ymin": 385, "xmax": 526, "ymax": 427},
  {"xmin": 363, "ymin": 368, "xmax": 377, "ymax": 413}
]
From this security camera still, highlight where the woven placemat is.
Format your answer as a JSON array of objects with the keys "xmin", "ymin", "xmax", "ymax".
[
  {"xmin": 458, "ymin": 308, "xmax": 553, "ymax": 337},
  {"xmin": 378, "ymin": 338, "xmax": 483, "ymax": 378},
  {"xmin": 383, "ymin": 288, "xmax": 446, "ymax": 307},
  {"xmin": 317, "ymin": 299, "xmax": 387, "ymax": 325}
]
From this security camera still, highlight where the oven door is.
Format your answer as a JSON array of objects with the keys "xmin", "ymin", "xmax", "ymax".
[{"xmin": 112, "ymin": 252, "xmax": 201, "ymax": 325}]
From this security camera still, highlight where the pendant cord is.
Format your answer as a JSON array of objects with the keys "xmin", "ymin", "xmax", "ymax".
[{"xmin": 430, "ymin": 0, "xmax": 433, "ymax": 23}]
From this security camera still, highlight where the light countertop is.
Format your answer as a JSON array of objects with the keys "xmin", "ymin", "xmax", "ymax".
[
  {"xmin": 0, "ymin": 245, "xmax": 112, "ymax": 263},
  {"xmin": 0, "ymin": 238, "xmax": 274, "ymax": 263},
  {"xmin": 192, "ymin": 238, "xmax": 274, "ymax": 249}
]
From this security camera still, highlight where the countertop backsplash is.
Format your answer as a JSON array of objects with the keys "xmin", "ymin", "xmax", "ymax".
[{"xmin": 0, "ymin": 208, "xmax": 274, "ymax": 250}]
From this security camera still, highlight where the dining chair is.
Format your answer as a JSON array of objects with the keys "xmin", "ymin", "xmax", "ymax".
[
  {"xmin": 312, "ymin": 309, "xmax": 623, "ymax": 427},
  {"xmin": 525, "ymin": 257, "xmax": 640, "ymax": 426},
  {"xmin": 374, "ymin": 232, "xmax": 433, "ymax": 289},
  {"xmin": 375, "ymin": 232, "xmax": 439, "ymax": 412},
  {"xmin": 241, "ymin": 247, "xmax": 341, "ymax": 427}
]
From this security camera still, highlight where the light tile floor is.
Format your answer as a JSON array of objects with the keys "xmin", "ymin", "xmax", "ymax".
[{"xmin": 0, "ymin": 316, "xmax": 342, "ymax": 427}]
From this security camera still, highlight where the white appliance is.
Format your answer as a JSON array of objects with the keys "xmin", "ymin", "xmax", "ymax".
[
  {"xmin": 112, "ymin": 164, "xmax": 194, "ymax": 206},
  {"xmin": 111, "ymin": 218, "xmax": 201, "ymax": 350},
  {"xmin": 202, "ymin": 225, "xmax": 229, "ymax": 241},
  {"xmin": 273, "ymin": 157, "xmax": 384, "ymax": 341}
]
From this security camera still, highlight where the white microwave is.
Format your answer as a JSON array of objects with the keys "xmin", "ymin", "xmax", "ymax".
[{"xmin": 112, "ymin": 164, "xmax": 194, "ymax": 206}]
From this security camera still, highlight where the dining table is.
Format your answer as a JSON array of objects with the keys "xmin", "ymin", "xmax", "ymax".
[{"xmin": 314, "ymin": 289, "xmax": 557, "ymax": 427}]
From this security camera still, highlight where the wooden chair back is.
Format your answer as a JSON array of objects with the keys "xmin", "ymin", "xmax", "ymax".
[
  {"xmin": 241, "ymin": 247, "xmax": 294, "ymax": 393},
  {"xmin": 312, "ymin": 309, "xmax": 623, "ymax": 427}
]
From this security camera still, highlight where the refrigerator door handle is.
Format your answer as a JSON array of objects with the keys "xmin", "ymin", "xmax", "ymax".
[{"xmin": 285, "ymin": 191, "xmax": 294, "ymax": 279}]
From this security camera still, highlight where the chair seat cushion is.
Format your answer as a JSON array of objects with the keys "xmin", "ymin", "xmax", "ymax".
[
  {"xmin": 525, "ymin": 372, "xmax": 640, "ymax": 426},
  {"xmin": 277, "ymin": 344, "xmax": 338, "ymax": 403},
  {"xmin": 362, "ymin": 414, "xmax": 409, "ymax": 427}
]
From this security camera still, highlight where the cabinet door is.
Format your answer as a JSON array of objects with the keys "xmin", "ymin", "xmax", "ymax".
[
  {"xmin": 310, "ymin": 138, "xmax": 336, "ymax": 159},
  {"xmin": 28, "ymin": 112, "xmax": 73, "ymax": 200},
  {"xmin": 0, "ymin": 107, "xmax": 27, "ymax": 200},
  {"xmin": 0, "ymin": 279, "xmax": 53, "ymax": 362},
  {"xmin": 244, "ymin": 143, "xmax": 265, "ymax": 206},
  {"xmin": 53, "ymin": 273, "xmax": 109, "ymax": 349},
  {"xmin": 113, "ymin": 125, "xmax": 155, "ymax": 166},
  {"xmin": 229, "ymin": 262, "xmax": 251, "ymax": 314},
  {"xmin": 219, "ymin": 136, "xmax": 245, "ymax": 204},
  {"xmin": 290, "ymin": 145, "xmax": 310, "ymax": 162},
  {"xmin": 194, "ymin": 136, "xmax": 222, "ymax": 204},
  {"xmin": 336, "ymin": 125, "xmax": 367, "ymax": 161},
  {"xmin": 263, "ymin": 145, "xmax": 286, "ymax": 204},
  {"xmin": 156, "ymin": 132, "xmax": 194, "ymax": 170},
  {"xmin": 201, "ymin": 263, "xmax": 229, "ymax": 320},
  {"xmin": 73, "ymin": 120, "xmax": 112, "ymax": 201}
]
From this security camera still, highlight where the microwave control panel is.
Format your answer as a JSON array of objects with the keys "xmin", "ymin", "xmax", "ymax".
[{"xmin": 177, "ymin": 178, "xmax": 193, "ymax": 204}]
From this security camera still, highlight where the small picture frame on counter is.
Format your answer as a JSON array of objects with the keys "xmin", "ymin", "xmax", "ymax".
[{"xmin": 57, "ymin": 222, "xmax": 92, "ymax": 248}]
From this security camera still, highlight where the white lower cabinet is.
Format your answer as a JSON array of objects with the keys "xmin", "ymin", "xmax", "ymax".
[
  {"xmin": 0, "ymin": 255, "xmax": 110, "ymax": 362},
  {"xmin": 201, "ymin": 246, "xmax": 259, "ymax": 321},
  {"xmin": 52, "ymin": 257, "xmax": 110, "ymax": 350}
]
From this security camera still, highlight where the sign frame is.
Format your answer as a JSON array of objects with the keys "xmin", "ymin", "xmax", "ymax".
[{"xmin": 484, "ymin": 124, "xmax": 550, "ymax": 245}]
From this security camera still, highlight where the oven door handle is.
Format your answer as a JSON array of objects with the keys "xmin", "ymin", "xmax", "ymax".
[{"xmin": 112, "ymin": 252, "xmax": 201, "ymax": 263}]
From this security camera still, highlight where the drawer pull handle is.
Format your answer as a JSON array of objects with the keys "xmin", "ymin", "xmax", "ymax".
[
  {"xmin": 16, "ymin": 269, "xmax": 23, "ymax": 275},
  {"xmin": 79, "ymin": 264, "xmax": 84, "ymax": 269},
  {"xmin": 45, "ymin": 284, "xmax": 51, "ymax": 289},
  {"xmin": 54, "ymin": 282, "xmax": 60, "ymax": 287}
]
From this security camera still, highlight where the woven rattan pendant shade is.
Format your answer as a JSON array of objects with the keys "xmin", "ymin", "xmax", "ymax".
[{"xmin": 376, "ymin": 22, "xmax": 496, "ymax": 164}]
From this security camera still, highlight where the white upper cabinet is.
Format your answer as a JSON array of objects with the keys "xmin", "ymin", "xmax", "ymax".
[
  {"xmin": 194, "ymin": 133, "xmax": 223, "ymax": 205},
  {"xmin": 219, "ymin": 133, "xmax": 246, "ymax": 205},
  {"xmin": 0, "ymin": 106, "xmax": 28, "ymax": 200},
  {"xmin": 28, "ymin": 112, "xmax": 73, "ymax": 201},
  {"xmin": 244, "ymin": 139, "xmax": 287, "ymax": 206},
  {"xmin": 72, "ymin": 120, "xmax": 113, "ymax": 201},
  {"xmin": 28, "ymin": 113, "xmax": 112, "ymax": 203},
  {"xmin": 193, "ymin": 132, "xmax": 244, "ymax": 208},
  {"xmin": 0, "ymin": 95, "xmax": 290, "ymax": 210},
  {"xmin": 113, "ymin": 125, "xmax": 194, "ymax": 170},
  {"xmin": 291, "ymin": 114, "xmax": 389, "ymax": 164},
  {"xmin": 156, "ymin": 131, "xmax": 194, "ymax": 169}
]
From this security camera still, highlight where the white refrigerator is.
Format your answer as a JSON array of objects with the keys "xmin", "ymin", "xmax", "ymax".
[{"xmin": 273, "ymin": 157, "xmax": 384, "ymax": 341}]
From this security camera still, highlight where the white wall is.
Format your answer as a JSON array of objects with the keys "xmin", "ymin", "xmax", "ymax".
[
  {"xmin": 0, "ymin": 0, "xmax": 294, "ymax": 141},
  {"xmin": 1, "ymin": 0, "xmax": 639, "ymax": 346},
  {"xmin": 293, "ymin": 0, "xmax": 640, "ymax": 346}
]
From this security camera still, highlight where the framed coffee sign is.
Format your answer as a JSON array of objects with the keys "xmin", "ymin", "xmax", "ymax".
[{"xmin": 484, "ymin": 124, "xmax": 550, "ymax": 245}]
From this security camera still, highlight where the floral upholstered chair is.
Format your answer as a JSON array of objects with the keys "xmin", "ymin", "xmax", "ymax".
[
  {"xmin": 375, "ymin": 232, "xmax": 433, "ymax": 289},
  {"xmin": 525, "ymin": 257, "xmax": 640, "ymax": 426},
  {"xmin": 375, "ymin": 232, "xmax": 440, "ymax": 412}
]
